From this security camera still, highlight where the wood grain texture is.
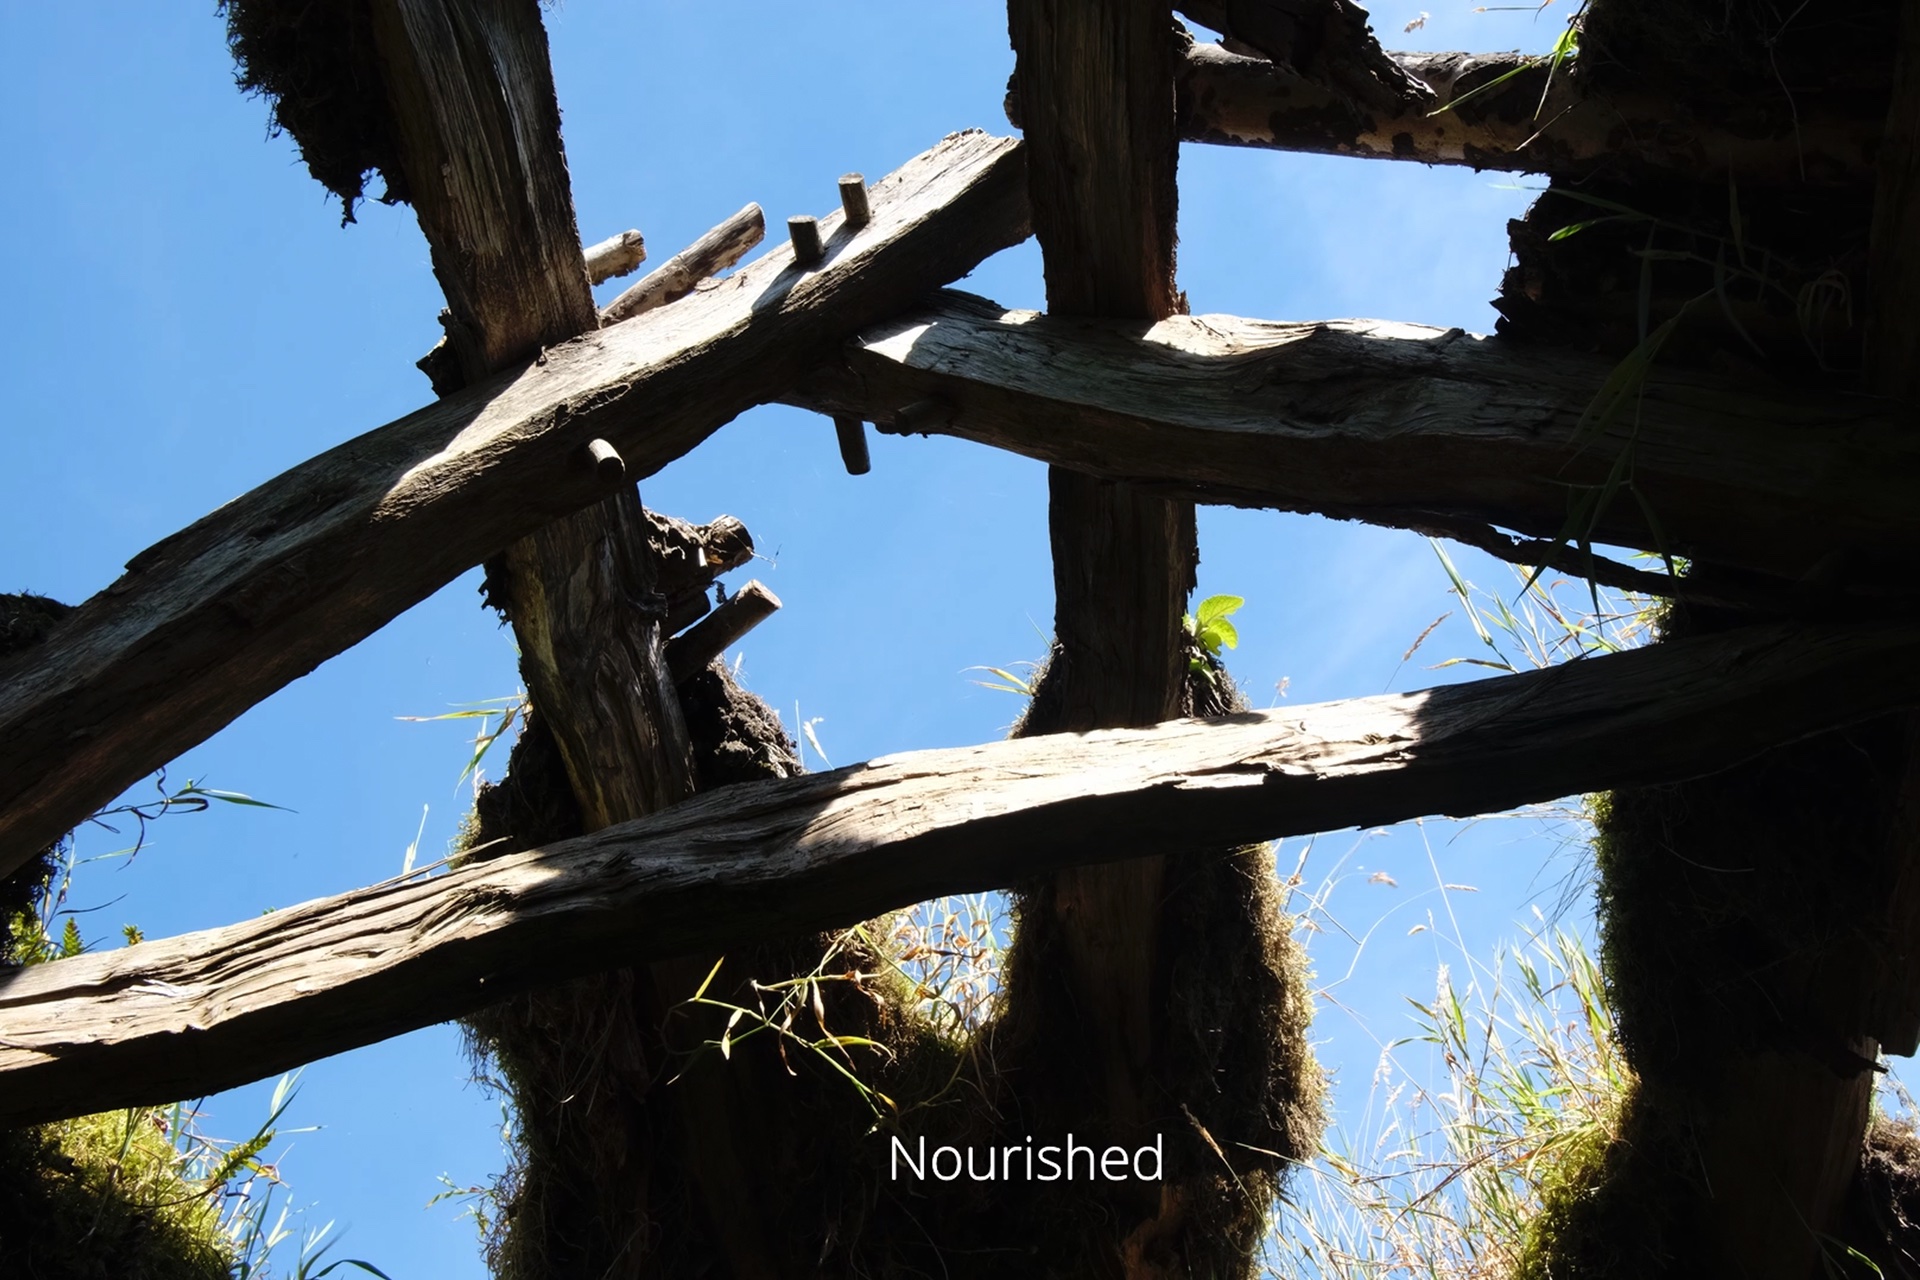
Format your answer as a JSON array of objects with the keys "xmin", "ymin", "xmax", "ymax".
[
  {"xmin": 1005, "ymin": 0, "xmax": 1194, "ymax": 1195},
  {"xmin": 1172, "ymin": 41, "xmax": 1881, "ymax": 186},
  {"xmin": 791, "ymin": 291, "xmax": 1919, "ymax": 587},
  {"xmin": 369, "ymin": 0, "xmax": 597, "ymax": 379},
  {"xmin": 0, "ymin": 131, "xmax": 1031, "ymax": 878},
  {"xmin": 1175, "ymin": 0, "xmax": 1429, "ymax": 112},
  {"xmin": 600, "ymin": 203, "xmax": 766, "ymax": 324},
  {"xmin": 583, "ymin": 229, "xmax": 647, "ymax": 284},
  {"xmin": 374, "ymin": 0, "xmax": 695, "ymax": 834},
  {"xmin": 4, "ymin": 618, "xmax": 1918, "ymax": 1127}
]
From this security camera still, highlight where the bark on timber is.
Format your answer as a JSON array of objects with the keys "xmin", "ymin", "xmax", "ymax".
[
  {"xmin": 791, "ymin": 291, "xmax": 1919, "ymax": 596},
  {"xmin": 0, "ymin": 129, "xmax": 1031, "ymax": 882},
  {"xmin": 4, "ymin": 618, "xmax": 1920, "ymax": 1128}
]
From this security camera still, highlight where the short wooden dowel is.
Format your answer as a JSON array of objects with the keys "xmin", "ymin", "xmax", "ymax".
[
  {"xmin": 788, "ymin": 215, "xmax": 824, "ymax": 265},
  {"xmin": 832, "ymin": 415, "xmax": 872, "ymax": 474},
  {"xmin": 839, "ymin": 174, "xmax": 871, "ymax": 228}
]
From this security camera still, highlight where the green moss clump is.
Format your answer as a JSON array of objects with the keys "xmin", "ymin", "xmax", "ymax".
[{"xmin": 0, "ymin": 1108, "xmax": 239, "ymax": 1277}]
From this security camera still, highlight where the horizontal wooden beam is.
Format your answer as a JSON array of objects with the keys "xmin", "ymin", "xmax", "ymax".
[
  {"xmin": 2, "ymin": 618, "xmax": 1917, "ymax": 1125},
  {"xmin": 1172, "ymin": 42, "xmax": 1879, "ymax": 186},
  {"xmin": 0, "ymin": 132, "xmax": 1031, "ymax": 880},
  {"xmin": 787, "ymin": 292, "xmax": 1917, "ymax": 589}
]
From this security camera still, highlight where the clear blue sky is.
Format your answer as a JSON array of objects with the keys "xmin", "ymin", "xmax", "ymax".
[{"xmin": 1, "ymin": 3, "xmax": 1581, "ymax": 1272}]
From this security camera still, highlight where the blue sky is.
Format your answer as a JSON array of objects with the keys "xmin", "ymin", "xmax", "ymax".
[{"xmin": 1, "ymin": 3, "xmax": 1586, "ymax": 1272}]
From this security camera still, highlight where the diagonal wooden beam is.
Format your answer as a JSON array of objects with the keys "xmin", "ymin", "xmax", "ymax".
[
  {"xmin": 790, "ymin": 291, "xmax": 1919, "ymax": 589},
  {"xmin": 0, "ymin": 131, "xmax": 1030, "ymax": 880},
  {"xmin": 3, "ymin": 617, "xmax": 1917, "ymax": 1128}
]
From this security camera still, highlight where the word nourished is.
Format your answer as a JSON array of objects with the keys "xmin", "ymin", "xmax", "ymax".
[{"xmin": 890, "ymin": 1133, "xmax": 1162, "ymax": 1182}]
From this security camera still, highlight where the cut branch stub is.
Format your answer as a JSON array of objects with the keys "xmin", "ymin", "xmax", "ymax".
[
  {"xmin": 665, "ymin": 580, "xmax": 783, "ymax": 683},
  {"xmin": 600, "ymin": 203, "xmax": 767, "ymax": 324},
  {"xmin": 584, "ymin": 229, "xmax": 647, "ymax": 284}
]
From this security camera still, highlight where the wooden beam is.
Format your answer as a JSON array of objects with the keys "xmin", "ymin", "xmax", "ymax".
[
  {"xmin": 368, "ymin": 0, "xmax": 597, "ymax": 375},
  {"xmin": 1174, "ymin": 0, "xmax": 1430, "ymax": 113},
  {"xmin": 4, "ymin": 618, "xmax": 1918, "ymax": 1128},
  {"xmin": 788, "ymin": 291, "xmax": 1920, "ymax": 589},
  {"xmin": 1167, "ymin": 41, "xmax": 1880, "ymax": 187},
  {"xmin": 0, "ymin": 130, "xmax": 1031, "ymax": 879}
]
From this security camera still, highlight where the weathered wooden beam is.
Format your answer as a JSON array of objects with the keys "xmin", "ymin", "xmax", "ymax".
[
  {"xmin": 4, "ymin": 618, "xmax": 1918, "ymax": 1128},
  {"xmin": 0, "ymin": 130, "xmax": 1031, "ymax": 880},
  {"xmin": 1174, "ymin": 0, "xmax": 1430, "ymax": 114},
  {"xmin": 788, "ymin": 291, "xmax": 1919, "ymax": 589},
  {"xmin": 1168, "ymin": 41, "xmax": 1880, "ymax": 187}
]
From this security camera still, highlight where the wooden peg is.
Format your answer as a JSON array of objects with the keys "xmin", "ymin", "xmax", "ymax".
[
  {"xmin": 583, "ymin": 438, "xmax": 625, "ymax": 483},
  {"xmin": 832, "ymin": 415, "xmax": 872, "ymax": 475},
  {"xmin": 788, "ymin": 215, "xmax": 824, "ymax": 265},
  {"xmin": 838, "ymin": 174, "xmax": 871, "ymax": 229}
]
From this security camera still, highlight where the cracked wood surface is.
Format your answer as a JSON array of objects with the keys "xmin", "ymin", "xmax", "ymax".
[
  {"xmin": 791, "ymin": 291, "xmax": 1918, "ymax": 587},
  {"xmin": 3, "ymin": 618, "xmax": 1918, "ymax": 1127},
  {"xmin": 1172, "ymin": 42, "xmax": 1880, "ymax": 186},
  {"xmin": 0, "ymin": 130, "xmax": 1030, "ymax": 879}
]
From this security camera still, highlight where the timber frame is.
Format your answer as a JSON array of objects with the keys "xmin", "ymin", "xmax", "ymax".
[{"xmin": 4, "ymin": 0, "xmax": 1920, "ymax": 1270}]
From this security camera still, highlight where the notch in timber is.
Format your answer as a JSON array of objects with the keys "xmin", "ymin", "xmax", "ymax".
[
  {"xmin": 839, "ymin": 174, "xmax": 871, "ymax": 229},
  {"xmin": 883, "ymin": 400, "xmax": 956, "ymax": 436},
  {"xmin": 832, "ymin": 415, "xmax": 871, "ymax": 475},
  {"xmin": 788, "ymin": 216, "xmax": 825, "ymax": 266}
]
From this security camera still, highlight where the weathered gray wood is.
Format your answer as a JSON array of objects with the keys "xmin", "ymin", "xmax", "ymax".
[
  {"xmin": 1169, "ymin": 41, "xmax": 1880, "ymax": 187},
  {"xmin": 584, "ymin": 229, "xmax": 647, "ymax": 284},
  {"xmin": 1007, "ymin": 3, "xmax": 1200, "ymax": 1263},
  {"xmin": 369, "ymin": 0, "xmax": 598, "ymax": 378},
  {"xmin": 373, "ymin": 0, "xmax": 695, "ymax": 836},
  {"xmin": 789, "ymin": 291, "xmax": 1919, "ymax": 588},
  {"xmin": 4, "ymin": 618, "xmax": 1919, "ymax": 1127},
  {"xmin": 0, "ymin": 131, "xmax": 1031, "ymax": 879},
  {"xmin": 600, "ymin": 203, "xmax": 767, "ymax": 324},
  {"xmin": 1175, "ymin": 0, "xmax": 1429, "ymax": 113}
]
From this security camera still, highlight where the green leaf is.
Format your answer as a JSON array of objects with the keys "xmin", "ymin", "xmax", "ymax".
[
  {"xmin": 1199, "ymin": 617, "xmax": 1240, "ymax": 652},
  {"xmin": 122, "ymin": 923, "xmax": 144, "ymax": 946},
  {"xmin": 1196, "ymin": 594, "xmax": 1244, "ymax": 628},
  {"xmin": 176, "ymin": 784, "xmax": 294, "ymax": 813},
  {"xmin": 59, "ymin": 917, "xmax": 84, "ymax": 958}
]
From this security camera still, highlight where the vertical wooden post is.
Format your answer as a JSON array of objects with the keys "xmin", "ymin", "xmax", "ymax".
[
  {"xmin": 366, "ymin": 4, "xmax": 781, "ymax": 1277},
  {"xmin": 1003, "ymin": 1, "xmax": 1213, "ymax": 1271}
]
